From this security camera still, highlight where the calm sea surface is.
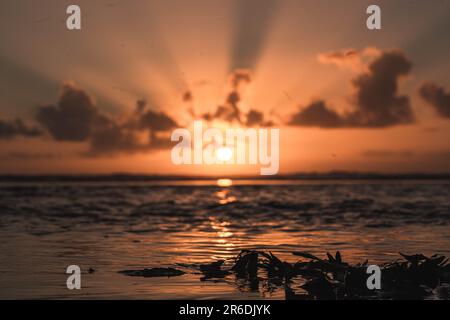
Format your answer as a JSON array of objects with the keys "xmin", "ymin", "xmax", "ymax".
[{"xmin": 1, "ymin": 179, "xmax": 449, "ymax": 299}]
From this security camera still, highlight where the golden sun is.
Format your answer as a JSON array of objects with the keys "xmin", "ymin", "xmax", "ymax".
[{"xmin": 216, "ymin": 146, "xmax": 233, "ymax": 162}]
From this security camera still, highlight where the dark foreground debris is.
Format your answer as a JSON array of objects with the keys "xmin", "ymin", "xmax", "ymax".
[
  {"xmin": 202, "ymin": 250, "xmax": 450, "ymax": 299},
  {"xmin": 199, "ymin": 260, "xmax": 230, "ymax": 279},
  {"xmin": 119, "ymin": 267, "xmax": 186, "ymax": 278},
  {"xmin": 119, "ymin": 250, "xmax": 450, "ymax": 299},
  {"xmin": 253, "ymin": 251, "xmax": 450, "ymax": 299}
]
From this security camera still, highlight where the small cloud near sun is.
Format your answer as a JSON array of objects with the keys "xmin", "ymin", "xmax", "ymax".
[{"xmin": 186, "ymin": 69, "xmax": 274, "ymax": 128}]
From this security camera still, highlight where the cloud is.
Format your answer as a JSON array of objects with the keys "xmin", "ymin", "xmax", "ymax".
[
  {"xmin": 35, "ymin": 83, "xmax": 178, "ymax": 156},
  {"xmin": 0, "ymin": 118, "xmax": 42, "ymax": 139},
  {"xmin": 182, "ymin": 91, "xmax": 193, "ymax": 103},
  {"xmin": 201, "ymin": 69, "xmax": 272, "ymax": 127},
  {"xmin": 317, "ymin": 47, "xmax": 380, "ymax": 71},
  {"xmin": 288, "ymin": 100, "xmax": 343, "ymax": 128},
  {"xmin": 349, "ymin": 50, "xmax": 413, "ymax": 127},
  {"xmin": 246, "ymin": 109, "xmax": 273, "ymax": 127},
  {"xmin": 214, "ymin": 69, "xmax": 251, "ymax": 124},
  {"xmin": 134, "ymin": 100, "xmax": 178, "ymax": 132},
  {"xmin": 318, "ymin": 49, "xmax": 362, "ymax": 71},
  {"xmin": 419, "ymin": 82, "xmax": 450, "ymax": 118},
  {"xmin": 87, "ymin": 115, "xmax": 150, "ymax": 156},
  {"xmin": 289, "ymin": 49, "xmax": 414, "ymax": 128},
  {"xmin": 87, "ymin": 99, "xmax": 177, "ymax": 156},
  {"xmin": 36, "ymin": 83, "xmax": 99, "ymax": 141}
]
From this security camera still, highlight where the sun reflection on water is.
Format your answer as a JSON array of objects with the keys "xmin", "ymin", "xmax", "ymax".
[
  {"xmin": 215, "ymin": 189, "xmax": 237, "ymax": 205},
  {"xmin": 209, "ymin": 216, "xmax": 235, "ymax": 261},
  {"xmin": 217, "ymin": 178, "xmax": 233, "ymax": 187}
]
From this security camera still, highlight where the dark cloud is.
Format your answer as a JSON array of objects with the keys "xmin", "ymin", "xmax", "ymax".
[
  {"xmin": 288, "ymin": 100, "xmax": 343, "ymax": 128},
  {"xmin": 88, "ymin": 98, "xmax": 178, "ymax": 156},
  {"xmin": 246, "ymin": 109, "xmax": 273, "ymax": 127},
  {"xmin": 137, "ymin": 106, "xmax": 178, "ymax": 132},
  {"xmin": 288, "ymin": 49, "xmax": 414, "ymax": 128},
  {"xmin": 204, "ymin": 104, "xmax": 241, "ymax": 123},
  {"xmin": 87, "ymin": 115, "xmax": 148, "ymax": 156},
  {"xmin": 182, "ymin": 91, "xmax": 193, "ymax": 103},
  {"xmin": 36, "ymin": 83, "xmax": 99, "ymax": 141},
  {"xmin": 0, "ymin": 118, "xmax": 42, "ymax": 139},
  {"xmin": 319, "ymin": 49, "xmax": 359, "ymax": 61},
  {"xmin": 201, "ymin": 70, "xmax": 247, "ymax": 124},
  {"xmin": 317, "ymin": 49, "xmax": 362, "ymax": 70},
  {"xmin": 201, "ymin": 69, "xmax": 272, "ymax": 127},
  {"xmin": 419, "ymin": 82, "xmax": 450, "ymax": 118},
  {"xmin": 35, "ymin": 83, "xmax": 178, "ymax": 156},
  {"xmin": 349, "ymin": 50, "xmax": 413, "ymax": 127},
  {"xmin": 245, "ymin": 109, "xmax": 264, "ymax": 126},
  {"xmin": 229, "ymin": 69, "xmax": 252, "ymax": 88}
]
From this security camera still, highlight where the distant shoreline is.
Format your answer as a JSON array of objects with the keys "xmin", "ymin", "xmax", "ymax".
[{"xmin": 1, "ymin": 172, "xmax": 450, "ymax": 182}]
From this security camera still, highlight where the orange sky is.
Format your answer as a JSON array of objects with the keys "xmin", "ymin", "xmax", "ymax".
[{"xmin": 1, "ymin": 0, "xmax": 450, "ymax": 175}]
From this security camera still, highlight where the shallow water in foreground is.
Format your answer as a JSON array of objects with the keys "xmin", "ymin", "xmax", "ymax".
[{"xmin": 0, "ymin": 179, "xmax": 449, "ymax": 299}]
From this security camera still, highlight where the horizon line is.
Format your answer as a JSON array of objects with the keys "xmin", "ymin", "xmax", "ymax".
[{"xmin": 1, "ymin": 171, "xmax": 450, "ymax": 181}]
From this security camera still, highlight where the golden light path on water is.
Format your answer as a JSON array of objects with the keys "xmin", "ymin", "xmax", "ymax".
[
  {"xmin": 217, "ymin": 178, "xmax": 233, "ymax": 187},
  {"xmin": 211, "ymin": 179, "xmax": 236, "ymax": 260}
]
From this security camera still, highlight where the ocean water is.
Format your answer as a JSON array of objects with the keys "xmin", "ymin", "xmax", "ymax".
[{"xmin": 0, "ymin": 179, "xmax": 449, "ymax": 299}]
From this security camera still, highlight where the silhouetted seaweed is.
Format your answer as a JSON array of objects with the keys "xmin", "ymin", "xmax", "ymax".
[
  {"xmin": 119, "ymin": 267, "xmax": 186, "ymax": 278},
  {"xmin": 199, "ymin": 260, "xmax": 230, "ymax": 279},
  {"xmin": 118, "ymin": 249, "xmax": 450, "ymax": 299},
  {"xmin": 206, "ymin": 250, "xmax": 450, "ymax": 299},
  {"xmin": 231, "ymin": 250, "xmax": 259, "ymax": 278}
]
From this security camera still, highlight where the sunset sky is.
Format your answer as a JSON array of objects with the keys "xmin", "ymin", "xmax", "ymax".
[{"xmin": 1, "ymin": 0, "xmax": 450, "ymax": 175}]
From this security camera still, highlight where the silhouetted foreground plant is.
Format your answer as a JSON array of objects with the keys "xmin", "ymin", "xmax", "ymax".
[
  {"xmin": 119, "ymin": 250, "xmax": 450, "ymax": 299},
  {"xmin": 205, "ymin": 250, "xmax": 450, "ymax": 299},
  {"xmin": 119, "ymin": 267, "xmax": 186, "ymax": 278}
]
